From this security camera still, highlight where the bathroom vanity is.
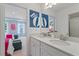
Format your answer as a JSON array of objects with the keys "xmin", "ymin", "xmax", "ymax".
[{"xmin": 30, "ymin": 34, "xmax": 79, "ymax": 56}]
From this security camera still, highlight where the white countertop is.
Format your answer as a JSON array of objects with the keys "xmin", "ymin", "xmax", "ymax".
[{"xmin": 31, "ymin": 34, "xmax": 79, "ymax": 56}]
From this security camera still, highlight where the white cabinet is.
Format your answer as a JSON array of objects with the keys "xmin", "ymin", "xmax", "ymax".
[
  {"xmin": 41, "ymin": 42, "xmax": 71, "ymax": 56},
  {"xmin": 41, "ymin": 46, "xmax": 52, "ymax": 56},
  {"xmin": 31, "ymin": 37, "xmax": 41, "ymax": 56},
  {"xmin": 31, "ymin": 37, "xmax": 72, "ymax": 56}
]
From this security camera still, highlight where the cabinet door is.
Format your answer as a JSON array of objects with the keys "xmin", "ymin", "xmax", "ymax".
[
  {"xmin": 35, "ymin": 44, "xmax": 40, "ymax": 56},
  {"xmin": 41, "ymin": 50, "xmax": 51, "ymax": 56},
  {"xmin": 31, "ymin": 38, "xmax": 36, "ymax": 56},
  {"xmin": 41, "ymin": 46, "xmax": 51, "ymax": 56},
  {"xmin": 31, "ymin": 37, "xmax": 41, "ymax": 56},
  {"xmin": 31, "ymin": 43, "xmax": 36, "ymax": 56}
]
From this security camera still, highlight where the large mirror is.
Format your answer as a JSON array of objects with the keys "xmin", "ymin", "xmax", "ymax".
[
  {"xmin": 69, "ymin": 12, "xmax": 79, "ymax": 38},
  {"xmin": 49, "ymin": 16, "xmax": 55, "ymax": 32}
]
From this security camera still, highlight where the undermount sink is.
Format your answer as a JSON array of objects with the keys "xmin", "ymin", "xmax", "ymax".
[
  {"xmin": 49, "ymin": 40, "xmax": 70, "ymax": 46},
  {"xmin": 40, "ymin": 34, "xmax": 51, "ymax": 38}
]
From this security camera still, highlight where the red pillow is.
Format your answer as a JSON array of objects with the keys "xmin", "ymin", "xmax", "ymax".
[{"xmin": 5, "ymin": 34, "xmax": 12, "ymax": 55}]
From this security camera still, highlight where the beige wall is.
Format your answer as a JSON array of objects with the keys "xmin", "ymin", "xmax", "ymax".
[
  {"xmin": 0, "ymin": 4, "xmax": 5, "ymax": 56},
  {"xmin": 5, "ymin": 4, "xmax": 26, "ymax": 20}
]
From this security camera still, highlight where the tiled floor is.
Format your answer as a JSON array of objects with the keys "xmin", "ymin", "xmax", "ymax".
[{"xmin": 13, "ymin": 50, "xmax": 25, "ymax": 56}]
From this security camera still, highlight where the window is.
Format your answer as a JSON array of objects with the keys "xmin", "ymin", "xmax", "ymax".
[{"xmin": 17, "ymin": 22, "xmax": 25, "ymax": 36}]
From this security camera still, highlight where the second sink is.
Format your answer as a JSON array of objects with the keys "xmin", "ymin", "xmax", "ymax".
[{"xmin": 49, "ymin": 40, "xmax": 70, "ymax": 46}]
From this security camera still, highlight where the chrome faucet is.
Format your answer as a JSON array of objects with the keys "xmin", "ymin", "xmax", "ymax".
[
  {"xmin": 47, "ymin": 32, "xmax": 51, "ymax": 37},
  {"xmin": 60, "ymin": 34, "xmax": 69, "ymax": 41}
]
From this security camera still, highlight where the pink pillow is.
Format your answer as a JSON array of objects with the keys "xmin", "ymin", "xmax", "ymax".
[{"xmin": 5, "ymin": 34, "xmax": 12, "ymax": 55}]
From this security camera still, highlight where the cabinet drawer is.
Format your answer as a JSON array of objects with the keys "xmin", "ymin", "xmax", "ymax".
[{"xmin": 41, "ymin": 42, "xmax": 71, "ymax": 56}]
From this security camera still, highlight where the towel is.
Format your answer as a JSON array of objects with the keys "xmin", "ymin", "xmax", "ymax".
[{"xmin": 7, "ymin": 39, "xmax": 14, "ymax": 55}]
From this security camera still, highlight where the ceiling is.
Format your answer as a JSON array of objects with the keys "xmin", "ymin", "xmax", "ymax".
[
  {"xmin": 48, "ymin": 3, "xmax": 76, "ymax": 11},
  {"xmin": 9, "ymin": 3, "xmax": 77, "ymax": 11}
]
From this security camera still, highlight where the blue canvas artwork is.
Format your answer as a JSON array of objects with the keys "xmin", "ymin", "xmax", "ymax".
[
  {"xmin": 41, "ymin": 14, "xmax": 48, "ymax": 28},
  {"xmin": 30, "ymin": 10, "xmax": 40, "ymax": 28}
]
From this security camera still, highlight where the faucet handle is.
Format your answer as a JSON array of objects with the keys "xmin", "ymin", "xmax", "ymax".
[{"xmin": 60, "ymin": 34, "xmax": 69, "ymax": 41}]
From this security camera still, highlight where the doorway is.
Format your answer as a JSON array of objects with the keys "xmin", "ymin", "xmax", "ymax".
[
  {"xmin": 4, "ymin": 17, "xmax": 26, "ymax": 56},
  {"xmin": 69, "ymin": 12, "xmax": 79, "ymax": 38}
]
